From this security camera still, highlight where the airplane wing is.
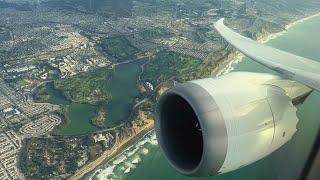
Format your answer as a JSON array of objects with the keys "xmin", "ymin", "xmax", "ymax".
[{"xmin": 214, "ymin": 18, "xmax": 320, "ymax": 91}]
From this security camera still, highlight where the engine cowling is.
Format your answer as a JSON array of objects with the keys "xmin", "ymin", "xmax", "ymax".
[{"xmin": 155, "ymin": 72, "xmax": 301, "ymax": 176}]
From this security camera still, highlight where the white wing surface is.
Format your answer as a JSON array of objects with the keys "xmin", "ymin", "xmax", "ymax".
[{"xmin": 214, "ymin": 18, "xmax": 320, "ymax": 91}]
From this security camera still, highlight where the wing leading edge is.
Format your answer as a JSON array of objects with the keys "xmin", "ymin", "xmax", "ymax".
[{"xmin": 214, "ymin": 18, "xmax": 320, "ymax": 91}]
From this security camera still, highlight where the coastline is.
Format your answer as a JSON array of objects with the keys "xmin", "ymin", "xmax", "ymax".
[
  {"xmin": 70, "ymin": 12, "xmax": 320, "ymax": 180},
  {"xmin": 213, "ymin": 12, "xmax": 320, "ymax": 77},
  {"xmin": 285, "ymin": 12, "xmax": 320, "ymax": 30},
  {"xmin": 69, "ymin": 120, "xmax": 154, "ymax": 180}
]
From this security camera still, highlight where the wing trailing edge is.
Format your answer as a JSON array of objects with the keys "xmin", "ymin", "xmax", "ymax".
[{"xmin": 214, "ymin": 18, "xmax": 320, "ymax": 91}]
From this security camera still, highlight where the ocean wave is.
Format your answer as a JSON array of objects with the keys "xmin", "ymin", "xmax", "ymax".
[
  {"xmin": 216, "ymin": 13, "xmax": 320, "ymax": 77},
  {"xmin": 216, "ymin": 53, "xmax": 245, "ymax": 77},
  {"xmin": 96, "ymin": 165, "xmax": 117, "ymax": 180},
  {"xmin": 285, "ymin": 12, "xmax": 320, "ymax": 30},
  {"xmin": 142, "ymin": 148, "xmax": 149, "ymax": 155},
  {"xmin": 89, "ymin": 130, "xmax": 157, "ymax": 180},
  {"xmin": 132, "ymin": 157, "xmax": 141, "ymax": 164},
  {"xmin": 88, "ymin": 12, "xmax": 320, "ymax": 180},
  {"xmin": 124, "ymin": 167, "xmax": 131, "ymax": 174},
  {"xmin": 113, "ymin": 155, "xmax": 127, "ymax": 165}
]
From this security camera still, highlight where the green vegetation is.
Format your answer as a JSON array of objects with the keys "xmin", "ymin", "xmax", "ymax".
[
  {"xmin": 19, "ymin": 134, "xmax": 115, "ymax": 180},
  {"xmin": 140, "ymin": 28, "xmax": 173, "ymax": 41},
  {"xmin": 90, "ymin": 107, "xmax": 107, "ymax": 129},
  {"xmin": 143, "ymin": 50, "xmax": 202, "ymax": 84},
  {"xmin": 34, "ymin": 62, "xmax": 141, "ymax": 133},
  {"xmin": 33, "ymin": 84, "xmax": 50, "ymax": 103},
  {"xmin": 101, "ymin": 36, "xmax": 139, "ymax": 61},
  {"xmin": 40, "ymin": 82, "xmax": 70, "ymax": 105},
  {"xmin": 54, "ymin": 68, "xmax": 113, "ymax": 105},
  {"xmin": 33, "ymin": 82, "xmax": 77, "ymax": 120},
  {"xmin": 193, "ymin": 26, "xmax": 211, "ymax": 43},
  {"xmin": 34, "ymin": 83, "xmax": 100, "ymax": 135},
  {"xmin": 19, "ymin": 138, "xmax": 83, "ymax": 179},
  {"xmin": 17, "ymin": 79, "xmax": 29, "ymax": 87}
]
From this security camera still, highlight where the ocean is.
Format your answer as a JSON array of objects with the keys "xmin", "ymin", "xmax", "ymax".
[{"xmin": 88, "ymin": 14, "xmax": 320, "ymax": 180}]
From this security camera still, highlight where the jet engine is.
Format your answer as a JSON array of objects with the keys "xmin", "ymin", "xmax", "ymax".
[{"xmin": 155, "ymin": 72, "xmax": 312, "ymax": 176}]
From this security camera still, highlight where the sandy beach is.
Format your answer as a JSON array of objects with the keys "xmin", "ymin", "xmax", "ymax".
[
  {"xmin": 213, "ymin": 12, "xmax": 320, "ymax": 77},
  {"xmin": 70, "ymin": 120, "xmax": 154, "ymax": 180},
  {"xmin": 69, "ymin": 11, "xmax": 320, "ymax": 180},
  {"xmin": 285, "ymin": 12, "xmax": 320, "ymax": 29}
]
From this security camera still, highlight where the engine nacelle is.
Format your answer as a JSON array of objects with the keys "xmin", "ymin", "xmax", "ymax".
[{"xmin": 155, "ymin": 72, "xmax": 304, "ymax": 176}]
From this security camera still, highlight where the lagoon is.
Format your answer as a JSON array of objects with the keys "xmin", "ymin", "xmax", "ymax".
[
  {"xmin": 90, "ymin": 14, "xmax": 320, "ymax": 180},
  {"xmin": 47, "ymin": 62, "xmax": 140, "ymax": 135}
]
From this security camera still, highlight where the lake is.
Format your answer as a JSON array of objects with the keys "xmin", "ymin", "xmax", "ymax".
[
  {"xmin": 88, "ymin": 14, "xmax": 320, "ymax": 180},
  {"xmin": 47, "ymin": 62, "xmax": 140, "ymax": 135}
]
